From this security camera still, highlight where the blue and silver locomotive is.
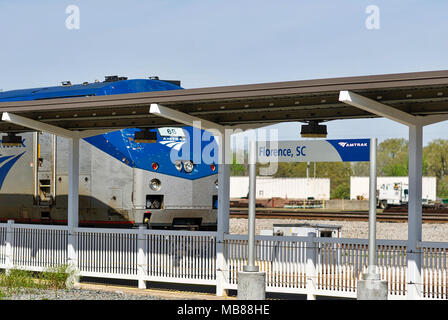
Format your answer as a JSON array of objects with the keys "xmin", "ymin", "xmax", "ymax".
[{"xmin": 0, "ymin": 77, "xmax": 218, "ymax": 230}]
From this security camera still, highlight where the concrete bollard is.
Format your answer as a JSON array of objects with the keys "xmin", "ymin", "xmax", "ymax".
[
  {"xmin": 357, "ymin": 274, "xmax": 388, "ymax": 300},
  {"xmin": 237, "ymin": 271, "xmax": 266, "ymax": 300}
]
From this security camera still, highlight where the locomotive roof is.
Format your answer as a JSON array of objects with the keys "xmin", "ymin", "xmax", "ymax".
[
  {"xmin": 0, "ymin": 79, "xmax": 181, "ymax": 102},
  {"xmin": 1, "ymin": 70, "xmax": 448, "ymax": 132}
]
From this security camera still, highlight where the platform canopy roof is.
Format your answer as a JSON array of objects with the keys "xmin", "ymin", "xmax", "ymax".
[{"xmin": 1, "ymin": 70, "xmax": 448, "ymax": 132}]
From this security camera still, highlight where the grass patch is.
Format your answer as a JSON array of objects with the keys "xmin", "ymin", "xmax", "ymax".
[
  {"xmin": 38, "ymin": 265, "xmax": 70, "ymax": 290},
  {"xmin": 0, "ymin": 265, "xmax": 71, "ymax": 298},
  {"xmin": 0, "ymin": 269, "xmax": 40, "ymax": 290}
]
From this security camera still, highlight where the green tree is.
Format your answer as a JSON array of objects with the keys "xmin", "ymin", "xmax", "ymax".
[
  {"xmin": 377, "ymin": 138, "xmax": 408, "ymax": 176},
  {"xmin": 230, "ymin": 162, "xmax": 247, "ymax": 176},
  {"xmin": 273, "ymin": 162, "xmax": 308, "ymax": 178},
  {"xmin": 351, "ymin": 162, "xmax": 370, "ymax": 176},
  {"xmin": 423, "ymin": 139, "xmax": 448, "ymax": 198},
  {"xmin": 315, "ymin": 162, "xmax": 352, "ymax": 195},
  {"xmin": 424, "ymin": 139, "xmax": 448, "ymax": 179},
  {"xmin": 332, "ymin": 183, "xmax": 350, "ymax": 199},
  {"xmin": 230, "ymin": 150, "xmax": 248, "ymax": 176}
]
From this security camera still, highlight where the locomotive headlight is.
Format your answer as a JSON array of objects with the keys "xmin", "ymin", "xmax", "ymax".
[
  {"xmin": 174, "ymin": 160, "xmax": 182, "ymax": 171},
  {"xmin": 183, "ymin": 161, "xmax": 194, "ymax": 173},
  {"xmin": 214, "ymin": 179, "xmax": 218, "ymax": 189},
  {"xmin": 149, "ymin": 178, "xmax": 161, "ymax": 191}
]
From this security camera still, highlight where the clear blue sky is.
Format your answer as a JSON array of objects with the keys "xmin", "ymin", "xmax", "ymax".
[{"xmin": 0, "ymin": 0, "xmax": 447, "ymax": 145}]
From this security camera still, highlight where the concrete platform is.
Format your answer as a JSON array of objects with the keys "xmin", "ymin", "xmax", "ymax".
[{"xmin": 79, "ymin": 282, "xmax": 237, "ymax": 300}]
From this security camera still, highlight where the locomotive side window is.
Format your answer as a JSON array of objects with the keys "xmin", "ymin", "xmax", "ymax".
[{"xmin": 320, "ymin": 231, "xmax": 332, "ymax": 238}]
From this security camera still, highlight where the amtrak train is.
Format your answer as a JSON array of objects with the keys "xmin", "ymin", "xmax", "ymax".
[{"xmin": 0, "ymin": 77, "xmax": 218, "ymax": 230}]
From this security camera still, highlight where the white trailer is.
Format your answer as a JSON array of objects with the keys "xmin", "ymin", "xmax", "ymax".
[{"xmin": 350, "ymin": 176, "xmax": 437, "ymax": 206}]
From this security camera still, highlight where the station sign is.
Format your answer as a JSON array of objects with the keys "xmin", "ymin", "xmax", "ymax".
[{"xmin": 257, "ymin": 139, "xmax": 370, "ymax": 163}]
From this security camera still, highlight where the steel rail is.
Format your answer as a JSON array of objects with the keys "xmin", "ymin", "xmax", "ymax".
[{"xmin": 229, "ymin": 208, "xmax": 448, "ymax": 223}]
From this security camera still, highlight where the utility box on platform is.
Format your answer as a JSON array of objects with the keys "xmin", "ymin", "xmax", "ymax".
[
  {"xmin": 259, "ymin": 223, "xmax": 343, "ymax": 265},
  {"xmin": 270, "ymin": 223, "xmax": 342, "ymax": 238}
]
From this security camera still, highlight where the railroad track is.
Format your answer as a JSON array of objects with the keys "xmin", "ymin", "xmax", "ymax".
[{"xmin": 229, "ymin": 208, "xmax": 448, "ymax": 223}]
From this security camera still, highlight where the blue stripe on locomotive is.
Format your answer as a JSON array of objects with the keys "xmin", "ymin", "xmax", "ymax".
[
  {"xmin": 0, "ymin": 79, "xmax": 218, "ymax": 180},
  {"xmin": 84, "ymin": 127, "xmax": 218, "ymax": 179}
]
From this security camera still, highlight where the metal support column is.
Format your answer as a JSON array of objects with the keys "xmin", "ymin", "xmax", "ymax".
[
  {"xmin": 216, "ymin": 130, "xmax": 230, "ymax": 296},
  {"xmin": 407, "ymin": 124, "xmax": 423, "ymax": 299},
  {"xmin": 367, "ymin": 138, "xmax": 378, "ymax": 275},
  {"xmin": 245, "ymin": 140, "xmax": 258, "ymax": 273},
  {"xmin": 68, "ymin": 137, "xmax": 80, "ymax": 230},
  {"xmin": 148, "ymin": 104, "xmax": 229, "ymax": 296},
  {"xmin": 357, "ymin": 138, "xmax": 388, "ymax": 300},
  {"xmin": 238, "ymin": 140, "xmax": 266, "ymax": 300},
  {"xmin": 338, "ymin": 91, "xmax": 446, "ymax": 300},
  {"xmin": 67, "ymin": 136, "xmax": 80, "ymax": 287}
]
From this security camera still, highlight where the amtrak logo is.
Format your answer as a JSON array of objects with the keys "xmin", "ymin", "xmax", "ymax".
[
  {"xmin": 159, "ymin": 140, "xmax": 186, "ymax": 151},
  {"xmin": 0, "ymin": 139, "xmax": 26, "ymax": 148},
  {"xmin": 0, "ymin": 152, "xmax": 26, "ymax": 189},
  {"xmin": 338, "ymin": 142, "xmax": 368, "ymax": 147}
]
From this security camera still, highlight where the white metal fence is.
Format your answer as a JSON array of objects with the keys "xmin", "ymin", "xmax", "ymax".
[
  {"xmin": 143, "ymin": 231, "xmax": 216, "ymax": 284},
  {"xmin": 222, "ymin": 234, "xmax": 447, "ymax": 299},
  {"xmin": 0, "ymin": 222, "xmax": 68, "ymax": 272},
  {"xmin": 0, "ymin": 224, "xmax": 6, "ymax": 267},
  {"xmin": 0, "ymin": 221, "xmax": 447, "ymax": 299},
  {"xmin": 77, "ymin": 228, "xmax": 138, "ymax": 279},
  {"xmin": 420, "ymin": 242, "xmax": 448, "ymax": 299},
  {"xmin": 76, "ymin": 227, "xmax": 217, "ymax": 285},
  {"xmin": 225, "ymin": 235, "xmax": 308, "ymax": 294}
]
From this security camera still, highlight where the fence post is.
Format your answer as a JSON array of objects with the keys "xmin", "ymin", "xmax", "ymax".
[
  {"xmin": 66, "ymin": 226, "xmax": 80, "ymax": 288},
  {"xmin": 137, "ymin": 226, "xmax": 146, "ymax": 289},
  {"xmin": 216, "ymin": 234, "xmax": 228, "ymax": 296},
  {"xmin": 306, "ymin": 232, "xmax": 317, "ymax": 300},
  {"xmin": 5, "ymin": 220, "xmax": 14, "ymax": 274},
  {"xmin": 407, "ymin": 251, "xmax": 423, "ymax": 299},
  {"xmin": 67, "ymin": 228, "xmax": 77, "ymax": 267}
]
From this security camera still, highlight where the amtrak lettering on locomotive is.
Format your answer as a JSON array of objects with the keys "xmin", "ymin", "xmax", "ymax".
[{"xmin": 0, "ymin": 77, "xmax": 218, "ymax": 230}]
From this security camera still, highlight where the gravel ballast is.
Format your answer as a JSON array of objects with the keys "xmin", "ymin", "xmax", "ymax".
[
  {"xmin": 2, "ymin": 289, "xmax": 191, "ymax": 300},
  {"xmin": 1, "ymin": 288, "xmax": 182, "ymax": 300}
]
